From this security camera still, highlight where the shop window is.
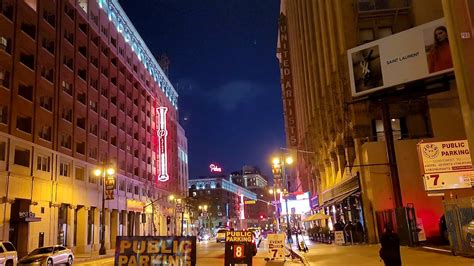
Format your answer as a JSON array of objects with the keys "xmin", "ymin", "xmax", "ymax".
[
  {"xmin": 14, "ymin": 147, "xmax": 30, "ymax": 167},
  {"xmin": 36, "ymin": 154, "xmax": 50, "ymax": 172},
  {"xmin": 0, "ymin": 106, "xmax": 7, "ymax": 124},
  {"xmin": 16, "ymin": 115, "xmax": 32, "ymax": 133},
  {"xmin": 38, "ymin": 126, "xmax": 51, "ymax": 141},
  {"xmin": 75, "ymin": 167, "xmax": 85, "ymax": 181},
  {"xmin": 59, "ymin": 161, "xmax": 70, "ymax": 177},
  {"xmin": 377, "ymin": 27, "xmax": 393, "ymax": 39},
  {"xmin": 0, "ymin": 141, "xmax": 5, "ymax": 161}
]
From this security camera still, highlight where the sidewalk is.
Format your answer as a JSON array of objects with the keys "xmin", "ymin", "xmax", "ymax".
[
  {"xmin": 74, "ymin": 249, "xmax": 115, "ymax": 263},
  {"xmin": 298, "ymin": 241, "xmax": 474, "ymax": 266}
]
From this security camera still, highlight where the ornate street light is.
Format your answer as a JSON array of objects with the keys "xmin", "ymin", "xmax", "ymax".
[{"xmin": 94, "ymin": 166, "xmax": 115, "ymax": 255}]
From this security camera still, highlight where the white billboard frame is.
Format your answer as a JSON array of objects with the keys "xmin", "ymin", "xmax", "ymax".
[{"xmin": 348, "ymin": 18, "xmax": 454, "ymax": 98}]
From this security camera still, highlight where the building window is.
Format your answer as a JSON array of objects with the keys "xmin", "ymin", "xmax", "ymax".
[
  {"xmin": 61, "ymin": 108, "xmax": 72, "ymax": 123},
  {"xmin": 77, "ymin": 117, "xmax": 86, "ymax": 130},
  {"xmin": 0, "ymin": 70, "xmax": 10, "ymax": 89},
  {"xmin": 39, "ymin": 96, "xmax": 53, "ymax": 111},
  {"xmin": 41, "ymin": 38, "xmax": 55, "ymax": 54},
  {"xmin": 38, "ymin": 126, "xmax": 51, "ymax": 141},
  {"xmin": 78, "ymin": 69, "xmax": 86, "ymax": 81},
  {"xmin": 134, "ymin": 185, "xmax": 139, "ymax": 195},
  {"xmin": 20, "ymin": 53, "xmax": 35, "ymax": 70},
  {"xmin": 14, "ymin": 147, "xmax": 30, "ymax": 167},
  {"xmin": 20, "ymin": 22, "xmax": 36, "ymax": 40},
  {"xmin": 64, "ymin": 30, "xmax": 74, "ymax": 44},
  {"xmin": 59, "ymin": 162, "xmax": 70, "ymax": 177},
  {"xmin": 378, "ymin": 27, "xmax": 393, "ymax": 39},
  {"xmin": 89, "ymin": 100, "xmax": 97, "ymax": 112},
  {"xmin": 16, "ymin": 115, "xmax": 32, "ymax": 133},
  {"xmin": 41, "ymin": 67, "xmax": 54, "ymax": 83},
  {"xmin": 76, "ymin": 142, "xmax": 85, "ymax": 155},
  {"xmin": 36, "ymin": 155, "xmax": 50, "ymax": 172},
  {"xmin": 89, "ymin": 146, "xmax": 97, "ymax": 160},
  {"xmin": 0, "ymin": 36, "xmax": 12, "ymax": 54},
  {"xmin": 89, "ymin": 123, "xmax": 98, "ymax": 136},
  {"xmin": 78, "ymin": 46, "xmax": 87, "ymax": 57},
  {"xmin": 42, "ymin": 10, "xmax": 56, "ymax": 27},
  {"xmin": 77, "ymin": 92, "xmax": 86, "ymax": 105},
  {"xmin": 127, "ymin": 183, "xmax": 132, "ymax": 193},
  {"xmin": 0, "ymin": 106, "xmax": 7, "ymax": 124},
  {"xmin": 372, "ymin": 118, "xmax": 406, "ymax": 141},
  {"xmin": 119, "ymin": 180, "xmax": 125, "ymax": 191},
  {"xmin": 359, "ymin": 28, "xmax": 375, "ymax": 43},
  {"xmin": 60, "ymin": 134, "xmax": 72, "ymax": 149},
  {"xmin": 63, "ymin": 56, "xmax": 74, "ymax": 70},
  {"xmin": 100, "ymin": 108, "xmax": 108, "ymax": 119},
  {"xmin": 75, "ymin": 167, "xmax": 85, "ymax": 181},
  {"xmin": 100, "ymin": 130, "xmax": 108, "ymax": 142},
  {"xmin": 18, "ymin": 84, "xmax": 33, "ymax": 101},
  {"xmin": 0, "ymin": 141, "xmax": 6, "ymax": 161}
]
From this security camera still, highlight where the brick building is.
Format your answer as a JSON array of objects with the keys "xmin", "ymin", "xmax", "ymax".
[{"xmin": 0, "ymin": 0, "xmax": 185, "ymax": 256}]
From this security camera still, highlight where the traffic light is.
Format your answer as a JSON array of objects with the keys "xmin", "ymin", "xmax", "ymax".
[{"xmin": 166, "ymin": 216, "xmax": 171, "ymax": 225}]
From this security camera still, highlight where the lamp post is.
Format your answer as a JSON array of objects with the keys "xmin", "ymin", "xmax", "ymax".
[
  {"xmin": 271, "ymin": 155, "xmax": 293, "ymax": 244},
  {"xmin": 93, "ymin": 166, "xmax": 115, "ymax": 255},
  {"xmin": 143, "ymin": 194, "xmax": 175, "ymax": 236},
  {"xmin": 198, "ymin": 205, "xmax": 208, "ymax": 229},
  {"xmin": 268, "ymin": 188, "xmax": 281, "ymax": 232}
]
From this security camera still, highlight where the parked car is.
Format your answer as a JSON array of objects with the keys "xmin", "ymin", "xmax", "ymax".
[
  {"xmin": 216, "ymin": 228, "xmax": 228, "ymax": 243},
  {"xmin": 0, "ymin": 241, "xmax": 17, "ymax": 266},
  {"xmin": 462, "ymin": 220, "xmax": 474, "ymax": 247},
  {"xmin": 18, "ymin": 245, "xmax": 73, "ymax": 266}
]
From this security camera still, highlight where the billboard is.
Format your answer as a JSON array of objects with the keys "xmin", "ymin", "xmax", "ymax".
[
  {"xmin": 417, "ymin": 140, "xmax": 474, "ymax": 191},
  {"xmin": 280, "ymin": 192, "xmax": 310, "ymax": 215},
  {"xmin": 348, "ymin": 18, "xmax": 454, "ymax": 97},
  {"xmin": 115, "ymin": 236, "xmax": 196, "ymax": 266}
]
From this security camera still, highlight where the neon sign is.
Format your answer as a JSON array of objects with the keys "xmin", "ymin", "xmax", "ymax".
[
  {"xmin": 209, "ymin": 164, "xmax": 222, "ymax": 173},
  {"xmin": 157, "ymin": 107, "xmax": 169, "ymax": 182}
]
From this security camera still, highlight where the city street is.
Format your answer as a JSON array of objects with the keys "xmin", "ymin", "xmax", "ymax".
[
  {"xmin": 74, "ymin": 239, "xmax": 474, "ymax": 265},
  {"xmin": 75, "ymin": 240, "xmax": 281, "ymax": 266}
]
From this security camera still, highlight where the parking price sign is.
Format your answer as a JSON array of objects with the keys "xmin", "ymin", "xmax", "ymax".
[
  {"xmin": 224, "ymin": 231, "xmax": 254, "ymax": 266},
  {"xmin": 266, "ymin": 233, "xmax": 285, "ymax": 260}
]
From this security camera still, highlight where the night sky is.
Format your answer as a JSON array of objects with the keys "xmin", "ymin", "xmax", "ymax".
[{"xmin": 118, "ymin": 0, "xmax": 285, "ymax": 178}]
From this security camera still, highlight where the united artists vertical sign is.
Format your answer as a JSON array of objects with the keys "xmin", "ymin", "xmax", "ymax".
[{"xmin": 278, "ymin": 14, "xmax": 298, "ymax": 148}]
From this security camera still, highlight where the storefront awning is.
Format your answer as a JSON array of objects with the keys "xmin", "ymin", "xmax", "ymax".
[
  {"xmin": 322, "ymin": 187, "xmax": 359, "ymax": 207},
  {"xmin": 303, "ymin": 212, "xmax": 331, "ymax": 222},
  {"xmin": 321, "ymin": 173, "xmax": 361, "ymax": 207}
]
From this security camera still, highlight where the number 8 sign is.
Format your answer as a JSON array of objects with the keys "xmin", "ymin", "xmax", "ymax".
[{"xmin": 233, "ymin": 245, "xmax": 244, "ymax": 258}]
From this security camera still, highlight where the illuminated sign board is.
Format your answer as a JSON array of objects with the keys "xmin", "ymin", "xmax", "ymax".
[
  {"xmin": 157, "ymin": 107, "xmax": 169, "ymax": 182},
  {"xmin": 209, "ymin": 164, "xmax": 222, "ymax": 173},
  {"xmin": 115, "ymin": 236, "xmax": 196, "ymax": 266}
]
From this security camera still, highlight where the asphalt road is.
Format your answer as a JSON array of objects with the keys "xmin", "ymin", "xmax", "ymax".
[{"xmin": 75, "ymin": 239, "xmax": 279, "ymax": 266}]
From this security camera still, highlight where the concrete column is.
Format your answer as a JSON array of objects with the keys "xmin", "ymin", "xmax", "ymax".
[
  {"xmin": 120, "ymin": 210, "xmax": 127, "ymax": 236},
  {"xmin": 75, "ymin": 207, "xmax": 89, "ymax": 253},
  {"xmin": 110, "ymin": 210, "xmax": 119, "ymax": 248},
  {"xmin": 134, "ymin": 213, "xmax": 140, "ymax": 236},
  {"xmin": 66, "ymin": 205, "xmax": 76, "ymax": 248},
  {"xmin": 0, "ymin": 200, "xmax": 12, "ymax": 245},
  {"xmin": 104, "ymin": 208, "xmax": 111, "ymax": 249},
  {"xmin": 92, "ymin": 207, "xmax": 100, "ymax": 252}
]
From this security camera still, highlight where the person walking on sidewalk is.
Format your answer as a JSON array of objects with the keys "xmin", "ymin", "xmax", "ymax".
[{"xmin": 379, "ymin": 223, "xmax": 401, "ymax": 266}]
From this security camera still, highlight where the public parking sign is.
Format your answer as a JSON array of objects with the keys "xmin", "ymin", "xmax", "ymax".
[{"xmin": 224, "ymin": 231, "xmax": 254, "ymax": 266}]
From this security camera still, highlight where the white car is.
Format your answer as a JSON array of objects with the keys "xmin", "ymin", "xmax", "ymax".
[
  {"xmin": 18, "ymin": 245, "xmax": 73, "ymax": 266},
  {"xmin": 0, "ymin": 241, "xmax": 17, "ymax": 266}
]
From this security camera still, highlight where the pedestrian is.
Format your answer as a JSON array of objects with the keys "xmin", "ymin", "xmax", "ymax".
[
  {"xmin": 379, "ymin": 223, "xmax": 401, "ymax": 266},
  {"xmin": 344, "ymin": 220, "xmax": 354, "ymax": 244},
  {"xmin": 354, "ymin": 218, "xmax": 364, "ymax": 243}
]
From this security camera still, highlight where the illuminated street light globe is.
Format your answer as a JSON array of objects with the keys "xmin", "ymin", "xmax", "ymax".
[
  {"xmin": 106, "ymin": 168, "xmax": 115, "ymax": 175},
  {"xmin": 285, "ymin": 157, "xmax": 294, "ymax": 165},
  {"xmin": 93, "ymin": 169, "xmax": 102, "ymax": 177},
  {"xmin": 272, "ymin": 157, "xmax": 280, "ymax": 165}
]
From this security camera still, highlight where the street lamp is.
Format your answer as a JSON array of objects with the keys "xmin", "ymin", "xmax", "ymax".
[
  {"xmin": 268, "ymin": 188, "xmax": 282, "ymax": 231},
  {"xmin": 271, "ymin": 154, "xmax": 294, "ymax": 243},
  {"xmin": 198, "ymin": 205, "xmax": 208, "ymax": 229},
  {"xmin": 93, "ymin": 166, "xmax": 115, "ymax": 255}
]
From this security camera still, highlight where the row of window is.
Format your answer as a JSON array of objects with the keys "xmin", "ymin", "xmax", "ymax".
[{"xmin": 0, "ymin": 140, "xmax": 152, "ymax": 196}]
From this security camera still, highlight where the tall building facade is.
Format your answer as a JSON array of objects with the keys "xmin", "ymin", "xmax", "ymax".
[
  {"xmin": 177, "ymin": 124, "xmax": 189, "ymax": 197},
  {"xmin": 278, "ymin": 0, "xmax": 473, "ymax": 244},
  {"xmin": 0, "ymin": 0, "xmax": 182, "ymax": 256}
]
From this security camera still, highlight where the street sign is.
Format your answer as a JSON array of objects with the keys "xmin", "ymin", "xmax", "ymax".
[
  {"xmin": 105, "ymin": 189, "xmax": 114, "ymax": 200},
  {"xmin": 266, "ymin": 233, "xmax": 285, "ymax": 260},
  {"xmin": 244, "ymin": 200, "xmax": 256, "ymax": 205},
  {"xmin": 176, "ymin": 203, "xmax": 183, "ymax": 213},
  {"xmin": 105, "ymin": 176, "xmax": 115, "ymax": 200},
  {"xmin": 225, "ymin": 231, "xmax": 254, "ymax": 266}
]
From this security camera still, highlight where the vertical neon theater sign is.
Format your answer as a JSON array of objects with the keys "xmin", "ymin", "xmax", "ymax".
[{"xmin": 156, "ymin": 107, "xmax": 169, "ymax": 182}]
